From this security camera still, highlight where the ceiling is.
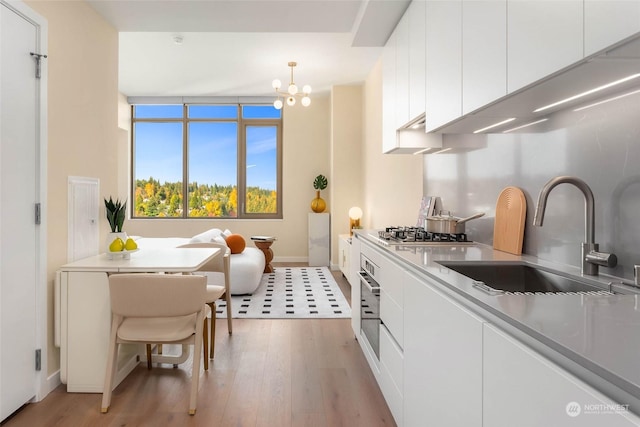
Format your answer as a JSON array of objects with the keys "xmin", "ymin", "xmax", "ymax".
[{"xmin": 85, "ymin": 0, "xmax": 410, "ymax": 97}]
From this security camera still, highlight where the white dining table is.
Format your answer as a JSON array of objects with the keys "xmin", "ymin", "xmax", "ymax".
[{"xmin": 57, "ymin": 247, "xmax": 220, "ymax": 393}]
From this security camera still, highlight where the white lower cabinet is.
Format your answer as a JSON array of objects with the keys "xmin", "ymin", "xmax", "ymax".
[
  {"xmin": 483, "ymin": 324, "xmax": 640, "ymax": 427},
  {"xmin": 403, "ymin": 271, "xmax": 484, "ymax": 427}
]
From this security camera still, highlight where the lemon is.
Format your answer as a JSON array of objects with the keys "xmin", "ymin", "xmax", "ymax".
[
  {"xmin": 109, "ymin": 237, "xmax": 125, "ymax": 252},
  {"xmin": 124, "ymin": 238, "xmax": 138, "ymax": 251}
]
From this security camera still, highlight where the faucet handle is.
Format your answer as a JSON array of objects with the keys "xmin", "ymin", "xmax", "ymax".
[
  {"xmin": 634, "ymin": 265, "xmax": 640, "ymax": 287},
  {"xmin": 585, "ymin": 250, "xmax": 618, "ymax": 268}
]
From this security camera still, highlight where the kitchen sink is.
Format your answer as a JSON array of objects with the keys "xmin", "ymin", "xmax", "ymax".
[{"xmin": 437, "ymin": 262, "xmax": 617, "ymax": 294}]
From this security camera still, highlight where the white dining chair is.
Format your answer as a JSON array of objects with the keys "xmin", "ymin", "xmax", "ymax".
[
  {"xmin": 101, "ymin": 273, "xmax": 208, "ymax": 415},
  {"xmin": 178, "ymin": 242, "xmax": 232, "ymax": 359}
]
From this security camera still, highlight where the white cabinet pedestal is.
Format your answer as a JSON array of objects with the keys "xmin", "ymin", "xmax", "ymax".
[{"xmin": 308, "ymin": 213, "xmax": 330, "ymax": 266}]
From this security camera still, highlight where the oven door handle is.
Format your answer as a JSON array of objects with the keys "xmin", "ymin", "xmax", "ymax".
[{"xmin": 358, "ymin": 271, "xmax": 380, "ymax": 292}]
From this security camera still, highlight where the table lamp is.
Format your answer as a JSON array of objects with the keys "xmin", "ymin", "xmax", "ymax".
[{"xmin": 349, "ymin": 206, "xmax": 363, "ymax": 236}]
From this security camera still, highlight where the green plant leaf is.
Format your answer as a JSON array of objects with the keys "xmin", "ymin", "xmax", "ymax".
[{"xmin": 313, "ymin": 174, "xmax": 327, "ymax": 190}]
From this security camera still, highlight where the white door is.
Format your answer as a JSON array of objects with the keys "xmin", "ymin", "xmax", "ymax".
[{"xmin": 0, "ymin": 2, "xmax": 40, "ymax": 420}]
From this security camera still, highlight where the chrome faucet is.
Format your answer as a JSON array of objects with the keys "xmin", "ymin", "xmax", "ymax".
[{"xmin": 533, "ymin": 176, "xmax": 617, "ymax": 275}]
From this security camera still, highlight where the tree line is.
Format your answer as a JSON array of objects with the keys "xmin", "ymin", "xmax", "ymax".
[{"xmin": 134, "ymin": 177, "xmax": 276, "ymax": 217}]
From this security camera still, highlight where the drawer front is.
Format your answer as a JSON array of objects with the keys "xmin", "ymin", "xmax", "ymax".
[
  {"xmin": 381, "ymin": 290, "xmax": 404, "ymax": 348},
  {"xmin": 380, "ymin": 324, "xmax": 404, "ymax": 391},
  {"xmin": 380, "ymin": 324, "xmax": 404, "ymax": 426}
]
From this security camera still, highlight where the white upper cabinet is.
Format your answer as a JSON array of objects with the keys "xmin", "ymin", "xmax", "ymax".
[
  {"xmin": 425, "ymin": 0, "xmax": 462, "ymax": 132},
  {"xmin": 507, "ymin": 0, "xmax": 583, "ymax": 93},
  {"xmin": 381, "ymin": 30, "xmax": 397, "ymax": 153},
  {"xmin": 408, "ymin": 0, "xmax": 426, "ymax": 119},
  {"xmin": 584, "ymin": 0, "xmax": 640, "ymax": 56},
  {"xmin": 395, "ymin": 11, "xmax": 410, "ymax": 129},
  {"xmin": 462, "ymin": 0, "xmax": 507, "ymax": 114}
]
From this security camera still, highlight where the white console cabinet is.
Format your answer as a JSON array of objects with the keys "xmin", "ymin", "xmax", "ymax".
[{"xmin": 338, "ymin": 234, "xmax": 351, "ymax": 280}]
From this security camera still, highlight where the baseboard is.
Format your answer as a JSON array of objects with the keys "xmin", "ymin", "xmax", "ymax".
[
  {"xmin": 35, "ymin": 370, "xmax": 61, "ymax": 401},
  {"xmin": 272, "ymin": 256, "xmax": 307, "ymax": 263}
]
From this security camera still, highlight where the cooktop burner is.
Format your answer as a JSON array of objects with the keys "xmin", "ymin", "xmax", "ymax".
[{"xmin": 376, "ymin": 226, "xmax": 472, "ymax": 245}]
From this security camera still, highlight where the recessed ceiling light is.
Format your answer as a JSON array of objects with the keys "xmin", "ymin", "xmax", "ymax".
[
  {"xmin": 573, "ymin": 88, "xmax": 640, "ymax": 112},
  {"xmin": 473, "ymin": 118, "xmax": 516, "ymax": 134},
  {"xmin": 413, "ymin": 147, "xmax": 433, "ymax": 155},
  {"xmin": 431, "ymin": 148, "xmax": 452, "ymax": 155},
  {"xmin": 534, "ymin": 73, "xmax": 640, "ymax": 113},
  {"xmin": 502, "ymin": 118, "xmax": 548, "ymax": 133}
]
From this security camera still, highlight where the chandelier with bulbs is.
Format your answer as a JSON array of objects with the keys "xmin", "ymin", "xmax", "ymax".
[{"xmin": 271, "ymin": 61, "xmax": 312, "ymax": 110}]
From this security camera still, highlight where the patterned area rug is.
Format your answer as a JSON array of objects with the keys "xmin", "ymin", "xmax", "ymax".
[{"xmin": 215, "ymin": 266, "xmax": 352, "ymax": 319}]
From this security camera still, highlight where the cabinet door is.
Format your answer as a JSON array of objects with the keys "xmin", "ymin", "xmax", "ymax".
[
  {"xmin": 483, "ymin": 324, "xmax": 640, "ymax": 427},
  {"xmin": 462, "ymin": 0, "xmax": 507, "ymax": 114},
  {"xmin": 395, "ymin": 11, "xmax": 410, "ymax": 128},
  {"xmin": 507, "ymin": 0, "xmax": 583, "ymax": 93},
  {"xmin": 425, "ymin": 0, "xmax": 462, "ymax": 132},
  {"xmin": 408, "ymin": 0, "xmax": 426, "ymax": 119},
  {"xmin": 350, "ymin": 235, "xmax": 362, "ymax": 335},
  {"xmin": 584, "ymin": 0, "xmax": 640, "ymax": 56},
  {"xmin": 403, "ymin": 272, "xmax": 483, "ymax": 427},
  {"xmin": 382, "ymin": 31, "xmax": 397, "ymax": 153}
]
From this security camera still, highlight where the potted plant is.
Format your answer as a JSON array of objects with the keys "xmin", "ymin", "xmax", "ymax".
[
  {"xmin": 105, "ymin": 197, "xmax": 126, "ymax": 232},
  {"xmin": 104, "ymin": 197, "xmax": 127, "ymax": 251},
  {"xmin": 311, "ymin": 174, "xmax": 328, "ymax": 213}
]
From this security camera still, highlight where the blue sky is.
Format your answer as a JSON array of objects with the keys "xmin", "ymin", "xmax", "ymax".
[{"xmin": 134, "ymin": 105, "xmax": 278, "ymax": 190}]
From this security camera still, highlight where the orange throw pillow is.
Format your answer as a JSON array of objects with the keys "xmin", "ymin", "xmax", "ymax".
[{"xmin": 225, "ymin": 234, "xmax": 246, "ymax": 254}]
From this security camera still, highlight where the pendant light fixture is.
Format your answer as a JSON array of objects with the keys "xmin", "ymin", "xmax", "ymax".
[{"xmin": 272, "ymin": 62, "xmax": 312, "ymax": 110}]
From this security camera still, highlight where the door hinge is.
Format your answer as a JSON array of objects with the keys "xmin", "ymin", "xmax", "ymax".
[
  {"xmin": 35, "ymin": 203, "xmax": 41, "ymax": 225},
  {"xmin": 35, "ymin": 349, "xmax": 41, "ymax": 371},
  {"xmin": 29, "ymin": 52, "xmax": 47, "ymax": 79}
]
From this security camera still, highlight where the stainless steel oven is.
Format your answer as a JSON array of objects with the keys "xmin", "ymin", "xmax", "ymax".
[{"xmin": 359, "ymin": 254, "xmax": 380, "ymax": 359}]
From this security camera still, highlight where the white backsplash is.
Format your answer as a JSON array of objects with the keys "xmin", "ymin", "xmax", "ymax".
[{"xmin": 423, "ymin": 88, "xmax": 640, "ymax": 281}]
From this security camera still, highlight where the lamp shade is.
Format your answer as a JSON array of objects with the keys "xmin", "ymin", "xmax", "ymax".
[{"xmin": 349, "ymin": 206, "xmax": 363, "ymax": 220}]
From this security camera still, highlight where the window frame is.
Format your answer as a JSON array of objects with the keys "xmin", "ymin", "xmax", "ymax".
[{"xmin": 131, "ymin": 104, "xmax": 283, "ymax": 219}]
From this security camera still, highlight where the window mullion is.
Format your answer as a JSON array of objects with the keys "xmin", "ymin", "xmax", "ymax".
[{"xmin": 182, "ymin": 104, "xmax": 188, "ymax": 218}]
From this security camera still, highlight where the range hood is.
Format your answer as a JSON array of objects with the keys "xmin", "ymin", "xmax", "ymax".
[
  {"xmin": 388, "ymin": 113, "xmax": 443, "ymax": 154},
  {"xmin": 433, "ymin": 34, "xmax": 640, "ymax": 134}
]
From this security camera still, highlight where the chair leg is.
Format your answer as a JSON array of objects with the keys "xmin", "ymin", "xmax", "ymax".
[
  {"xmin": 202, "ymin": 317, "xmax": 209, "ymax": 371},
  {"xmin": 225, "ymin": 291, "xmax": 233, "ymax": 335},
  {"xmin": 208, "ymin": 302, "xmax": 216, "ymax": 358},
  {"xmin": 101, "ymin": 330, "xmax": 120, "ymax": 413},
  {"xmin": 146, "ymin": 344, "xmax": 152, "ymax": 369},
  {"xmin": 190, "ymin": 311, "xmax": 205, "ymax": 415}
]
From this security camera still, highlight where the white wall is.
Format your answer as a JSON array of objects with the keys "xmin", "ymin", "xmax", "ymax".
[
  {"xmin": 362, "ymin": 58, "xmax": 424, "ymax": 229},
  {"xmin": 26, "ymin": 0, "xmax": 120, "ymax": 375}
]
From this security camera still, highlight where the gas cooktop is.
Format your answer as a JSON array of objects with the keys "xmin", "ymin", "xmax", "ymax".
[{"xmin": 373, "ymin": 226, "xmax": 474, "ymax": 246}]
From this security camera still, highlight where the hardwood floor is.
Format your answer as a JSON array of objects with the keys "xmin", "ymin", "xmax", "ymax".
[{"xmin": 3, "ymin": 267, "xmax": 396, "ymax": 427}]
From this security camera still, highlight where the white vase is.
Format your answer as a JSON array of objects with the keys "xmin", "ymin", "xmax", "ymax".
[{"xmin": 105, "ymin": 231, "xmax": 128, "ymax": 253}]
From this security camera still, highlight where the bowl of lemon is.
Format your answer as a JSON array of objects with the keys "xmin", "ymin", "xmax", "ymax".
[{"xmin": 107, "ymin": 237, "xmax": 139, "ymax": 259}]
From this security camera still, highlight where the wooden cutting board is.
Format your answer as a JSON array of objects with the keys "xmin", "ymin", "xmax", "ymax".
[{"xmin": 493, "ymin": 187, "xmax": 527, "ymax": 255}]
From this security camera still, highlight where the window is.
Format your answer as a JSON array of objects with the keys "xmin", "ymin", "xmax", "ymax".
[{"xmin": 132, "ymin": 104, "xmax": 282, "ymax": 218}]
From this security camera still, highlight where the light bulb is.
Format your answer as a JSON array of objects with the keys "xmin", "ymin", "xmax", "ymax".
[
  {"xmin": 349, "ymin": 206, "xmax": 363, "ymax": 220},
  {"xmin": 288, "ymin": 84, "xmax": 298, "ymax": 95},
  {"xmin": 302, "ymin": 85, "xmax": 312, "ymax": 94},
  {"xmin": 272, "ymin": 79, "xmax": 281, "ymax": 90},
  {"xmin": 286, "ymin": 96, "xmax": 296, "ymax": 106},
  {"xmin": 274, "ymin": 99, "xmax": 283, "ymax": 110},
  {"xmin": 301, "ymin": 96, "xmax": 311, "ymax": 107}
]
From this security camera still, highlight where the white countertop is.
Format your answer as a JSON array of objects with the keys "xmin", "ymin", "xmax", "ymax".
[
  {"xmin": 59, "ymin": 247, "xmax": 220, "ymax": 273},
  {"xmin": 356, "ymin": 230, "xmax": 640, "ymax": 402}
]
